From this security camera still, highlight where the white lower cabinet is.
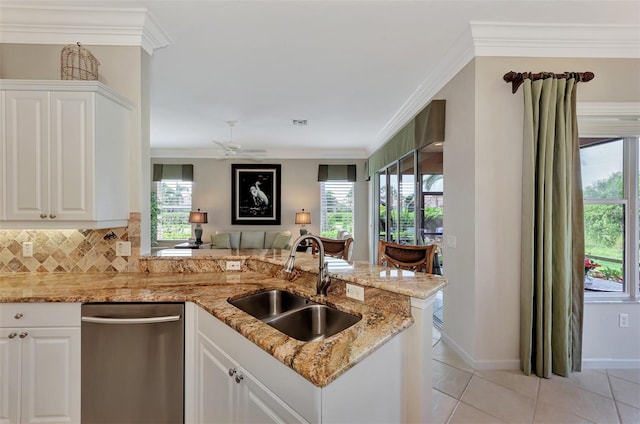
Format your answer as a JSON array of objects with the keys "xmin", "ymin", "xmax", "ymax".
[
  {"xmin": 0, "ymin": 304, "xmax": 80, "ymax": 424},
  {"xmin": 189, "ymin": 303, "xmax": 403, "ymax": 424},
  {"xmin": 196, "ymin": 313, "xmax": 307, "ymax": 423}
]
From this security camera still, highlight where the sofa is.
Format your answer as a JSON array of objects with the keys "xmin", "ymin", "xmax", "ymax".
[{"xmin": 210, "ymin": 230, "xmax": 292, "ymax": 250}]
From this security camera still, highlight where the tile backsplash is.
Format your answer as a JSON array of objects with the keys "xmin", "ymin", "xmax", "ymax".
[{"xmin": 0, "ymin": 213, "xmax": 140, "ymax": 273}]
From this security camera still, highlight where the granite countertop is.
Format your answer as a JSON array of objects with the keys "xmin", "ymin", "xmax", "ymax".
[{"xmin": 0, "ymin": 250, "xmax": 448, "ymax": 387}]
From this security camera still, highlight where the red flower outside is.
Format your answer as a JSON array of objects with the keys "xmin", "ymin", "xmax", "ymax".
[{"xmin": 584, "ymin": 258, "xmax": 600, "ymax": 270}]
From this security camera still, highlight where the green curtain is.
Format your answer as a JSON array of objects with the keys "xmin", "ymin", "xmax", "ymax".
[{"xmin": 520, "ymin": 74, "xmax": 585, "ymax": 378}]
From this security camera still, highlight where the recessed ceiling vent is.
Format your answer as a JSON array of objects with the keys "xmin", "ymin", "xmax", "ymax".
[{"xmin": 293, "ymin": 119, "xmax": 307, "ymax": 126}]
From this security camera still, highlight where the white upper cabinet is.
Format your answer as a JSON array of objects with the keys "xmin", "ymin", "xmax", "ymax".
[{"xmin": 0, "ymin": 80, "xmax": 134, "ymax": 229}]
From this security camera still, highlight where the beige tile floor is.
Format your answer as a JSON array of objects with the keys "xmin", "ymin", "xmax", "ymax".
[{"xmin": 431, "ymin": 327, "xmax": 640, "ymax": 423}]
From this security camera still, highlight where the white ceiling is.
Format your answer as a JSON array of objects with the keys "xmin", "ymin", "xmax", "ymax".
[{"xmin": 2, "ymin": 1, "xmax": 639, "ymax": 159}]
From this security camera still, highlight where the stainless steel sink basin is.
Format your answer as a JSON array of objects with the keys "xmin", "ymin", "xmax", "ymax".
[
  {"xmin": 229, "ymin": 289, "xmax": 312, "ymax": 321},
  {"xmin": 267, "ymin": 305, "xmax": 361, "ymax": 342},
  {"xmin": 228, "ymin": 290, "xmax": 361, "ymax": 341}
]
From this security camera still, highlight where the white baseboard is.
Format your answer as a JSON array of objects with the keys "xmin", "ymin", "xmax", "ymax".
[
  {"xmin": 439, "ymin": 332, "xmax": 475, "ymax": 368},
  {"xmin": 440, "ymin": 332, "xmax": 520, "ymax": 370},
  {"xmin": 439, "ymin": 333, "xmax": 640, "ymax": 371},
  {"xmin": 582, "ymin": 358, "xmax": 640, "ymax": 369}
]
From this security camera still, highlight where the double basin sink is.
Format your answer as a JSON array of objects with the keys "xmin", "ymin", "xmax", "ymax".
[{"xmin": 229, "ymin": 289, "xmax": 361, "ymax": 342}]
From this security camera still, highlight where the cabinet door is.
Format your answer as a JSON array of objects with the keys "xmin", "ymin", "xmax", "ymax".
[
  {"xmin": 196, "ymin": 331, "xmax": 239, "ymax": 424},
  {"xmin": 20, "ymin": 327, "xmax": 80, "ymax": 424},
  {"xmin": 240, "ymin": 370, "xmax": 308, "ymax": 424},
  {"xmin": 49, "ymin": 92, "xmax": 94, "ymax": 221},
  {"xmin": 0, "ymin": 329, "xmax": 21, "ymax": 424},
  {"xmin": 4, "ymin": 91, "xmax": 49, "ymax": 221}
]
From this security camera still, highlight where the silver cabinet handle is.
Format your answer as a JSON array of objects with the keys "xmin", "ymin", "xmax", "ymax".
[
  {"xmin": 8, "ymin": 332, "xmax": 17, "ymax": 339},
  {"xmin": 19, "ymin": 332, "xmax": 28, "ymax": 338},
  {"xmin": 235, "ymin": 374, "xmax": 244, "ymax": 384},
  {"xmin": 49, "ymin": 214, "xmax": 56, "ymax": 219},
  {"xmin": 14, "ymin": 313, "xmax": 23, "ymax": 319},
  {"xmin": 81, "ymin": 315, "xmax": 181, "ymax": 325},
  {"xmin": 228, "ymin": 368, "xmax": 236, "ymax": 377},
  {"xmin": 40, "ymin": 213, "xmax": 47, "ymax": 219}
]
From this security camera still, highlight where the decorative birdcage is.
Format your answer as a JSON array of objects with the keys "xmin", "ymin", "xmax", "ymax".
[{"xmin": 60, "ymin": 42, "xmax": 100, "ymax": 81}]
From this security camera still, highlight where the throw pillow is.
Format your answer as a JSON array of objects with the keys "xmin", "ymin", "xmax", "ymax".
[
  {"xmin": 211, "ymin": 233, "xmax": 231, "ymax": 249},
  {"xmin": 271, "ymin": 232, "xmax": 292, "ymax": 249}
]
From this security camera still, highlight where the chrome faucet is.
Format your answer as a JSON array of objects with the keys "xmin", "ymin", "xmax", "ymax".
[{"xmin": 283, "ymin": 234, "xmax": 332, "ymax": 296}]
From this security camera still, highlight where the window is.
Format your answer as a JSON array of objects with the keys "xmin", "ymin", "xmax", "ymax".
[
  {"xmin": 580, "ymin": 138, "xmax": 639, "ymax": 298},
  {"xmin": 153, "ymin": 180, "xmax": 193, "ymax": 241},
  {"xmin": 320, "ymin": 181, "xmax": 354, "ymax": 238},
  {"xmin": 421, "ymin": 174, "xmax": 443, "ymax": 246}
]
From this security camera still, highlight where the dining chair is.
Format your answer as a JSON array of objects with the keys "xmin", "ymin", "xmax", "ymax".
[
  {"xmin": 377, "ymin": 240, "xmax": 437, "ymax": 274},
  {"xmin": 311, "ymin": 236, "xmax": 354, "ymax": 261}
]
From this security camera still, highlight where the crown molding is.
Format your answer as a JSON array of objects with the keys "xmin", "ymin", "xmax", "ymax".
[
  {"xmin": 471, "ymin": 22, "xmax": 640, "ymax": 59},
  {"xmin": 371, "ymin": 22, "xmax": 640, "ymax": 155},
  {"xmin": 371, "ymin": 25, "xmax": 476, "ymax": 154},
  {"xmin": 151, "ymin": 147, "xmax": 369, "ymax": 160},
  {"xmin": 0, "ymin": 3, "xmax": 172, "ymax": 55}
]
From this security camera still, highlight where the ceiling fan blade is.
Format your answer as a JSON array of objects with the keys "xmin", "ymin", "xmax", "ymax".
[{"xmin": 212, "ymin": 121, "xmax": 268, "ymax": 158}]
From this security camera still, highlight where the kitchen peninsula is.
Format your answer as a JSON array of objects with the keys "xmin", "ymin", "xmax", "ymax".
[{"xmin": 1, "ymin": 249, "xmax": 446, "ymax": 423}]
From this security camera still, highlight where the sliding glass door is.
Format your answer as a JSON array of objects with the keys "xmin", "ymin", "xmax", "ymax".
[{"xmin": 374, "ymin": 147, "xmax": 443, "ymax": 262}]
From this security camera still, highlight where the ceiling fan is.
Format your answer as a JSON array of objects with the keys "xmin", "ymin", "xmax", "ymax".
[{"xmin": 213, "ymin": 121, "xmax": 267, "ymax": 160}]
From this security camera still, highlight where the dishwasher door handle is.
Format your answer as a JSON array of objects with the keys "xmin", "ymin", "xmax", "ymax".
[{"xmin": 81, "ymin": 315, "xmax": 181, "ymax": 325}]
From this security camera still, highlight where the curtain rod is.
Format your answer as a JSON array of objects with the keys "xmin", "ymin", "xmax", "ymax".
[{"xmin": 503, "ymin": 71, "xmax": 595, "ymax": 94}]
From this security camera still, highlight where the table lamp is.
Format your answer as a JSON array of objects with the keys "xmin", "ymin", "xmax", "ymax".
[
  {"xmin": 295, "ymin": 209, "xmax": 311, "ymax": 248},
  {"xmin": 188, "ymin": 209, "xmax": 208, "ymax": 245},
  {"xmin": 295, "ymin": 209, "xmax": 311, "ymax": 236}
]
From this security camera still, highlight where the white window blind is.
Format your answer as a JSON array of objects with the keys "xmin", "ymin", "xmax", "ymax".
[
  {"xmin": 320, "ymin": 181, "xmax": 354, "ymax": 238},
  {"xmin": 154, "ymin": 180, "xmax": 193, "ymax": 240}
]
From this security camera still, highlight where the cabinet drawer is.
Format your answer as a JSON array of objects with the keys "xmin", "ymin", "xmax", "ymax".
[{"xmin": 0, "ymin": 303, "xmax": 81, "ymax": 327}]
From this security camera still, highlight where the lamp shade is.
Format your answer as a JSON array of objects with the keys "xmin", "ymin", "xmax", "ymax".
[
  {"xmin": 188, "ymin": 209, "xmax": 208, "ymax": 224},
  {"xmin": 295, "ymin": 209, "xmax": 311, "ymax": 225}
]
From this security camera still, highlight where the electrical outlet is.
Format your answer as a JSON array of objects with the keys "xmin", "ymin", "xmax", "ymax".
[
  {"xmin": 115, "ymin": 241, "xmax": 131, "ymax": 256},
  {"xmin": 619, "ymin": 313, "xmax": 629, "ymax": 328},
  {"xmin": 226, "ymin": 261, "xmax": 241, "ymax": 271},
  {"xmin": 22, "ymin": 242, "xmax": 33, "ymax": 257},
  {"xmin": 346, "ymin": 283, "xmax": 365, "ymax": 301}
]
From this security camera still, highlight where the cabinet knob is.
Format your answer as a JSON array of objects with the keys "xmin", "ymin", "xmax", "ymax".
[
  {"xmin": 14, "ymin": 313, "xmax": 23, "ymax": 319},
  {"xmin": 235, "ymin": 374, "xmax": 244, "ymax": 384},
  {"xmin": 228, "ymin": 368, "xmax": 236, "ymax": 377},
  {"xmin": 8, "ymin": 332, "xmax": 17, "ymax": 339},
  {"xmin": 40, "ymin": 214, "xmax": 47, "ymax": 219},
  {"xmin": 49, "ymin": 214, "xmax": 56, "ymax": 219},
  {"xmin": 19, "ymin": 332, "xmax": 28, "ymax": 339}
]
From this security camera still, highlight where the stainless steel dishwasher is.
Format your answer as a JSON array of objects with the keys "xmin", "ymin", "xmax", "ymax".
[{"xmin": 81, "ymin": 303, "xmax": 184, "ymax": 424}]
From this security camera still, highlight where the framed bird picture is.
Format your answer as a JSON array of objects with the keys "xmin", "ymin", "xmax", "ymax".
[{"xmin": 231, "ymin": 164, "xmax": 281, "ymax": 225}]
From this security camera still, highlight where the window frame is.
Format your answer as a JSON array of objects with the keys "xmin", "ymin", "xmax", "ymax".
[
  {"xmin": 582, "ymin": 137, "xmax": 639, "ymax": 302},
  {"xmin": 153, "ymin": 179, "xmax": 194, "ymax": 242},
  {"xmin": 319, "ymin": 180, "xmax": 355, "ymax": 239},
  {"xmin": 577, "ymin": 101, "xmax": 640, "ymax": 302}
]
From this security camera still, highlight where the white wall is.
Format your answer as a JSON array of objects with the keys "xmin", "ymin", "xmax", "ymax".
[
  {"xmin": 583, "ymin": 303, "xmax": 640, "ymax": 368},
  {"xmin": 439, "ymin": 55, "xmax": 640, "ymax": 369},
  {"xmin": 151, "ymin": 158, "xmax": 369, "ymax": 261},
  {"xmin": 437, "ymin": 60, "xmax": 478, "ymax": 359}
]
